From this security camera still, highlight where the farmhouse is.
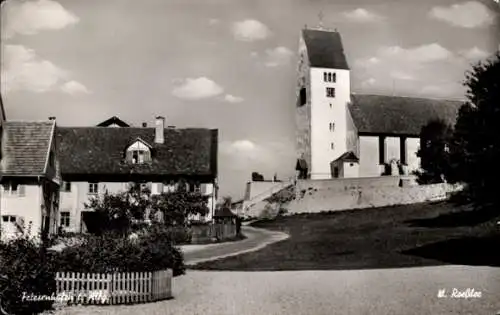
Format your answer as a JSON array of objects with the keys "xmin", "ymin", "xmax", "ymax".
[
  {"xmin": 0, "ymin": 117, "xmax": 61, "ymax": 241},
  {"xmin": 56, "ymin": 116, "xmax": 219, "ymax": 233},
  {"xmin": 295, "ymin": 27, "xmax": 463, "ymax": 180}
]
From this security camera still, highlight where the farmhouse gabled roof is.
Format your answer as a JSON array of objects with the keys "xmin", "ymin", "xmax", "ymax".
[
  {"xmin": 302, "ymin": 28, "xmax": 349, "ymax": 70},
  {"xmin": 349, "ymin": 94, "xmax": 463, "ymax": 136},
  {"xmin": 1, "ymin": 121, "xmax": 55, "ymax": 176},
  {"xmin": 56, "ymin": 127, "xmax": 218, "ymax": 177}
]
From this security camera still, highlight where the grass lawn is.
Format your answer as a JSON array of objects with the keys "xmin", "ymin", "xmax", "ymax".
[{"xmin": 191, "ymin": 201, "xmax": 500, "ymax": 270}]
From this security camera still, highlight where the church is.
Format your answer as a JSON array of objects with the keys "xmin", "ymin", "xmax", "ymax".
[{"xmin": 295, "ymin": 26, "xmax": 463, "ymax": 180}]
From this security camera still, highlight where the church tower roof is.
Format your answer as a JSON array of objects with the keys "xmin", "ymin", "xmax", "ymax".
[{"xmin": 301, "ymin": 28, "xmax": 349, "ymax": 70}]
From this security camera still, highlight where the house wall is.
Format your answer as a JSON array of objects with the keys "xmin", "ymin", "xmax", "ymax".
[
  {"xmin": 59, "ymin": 181, "xmax": 216, "ymax": 233},
  {"xmin": 1, "ymin": 184, "xmax": 42, "ymax": 239},
  {"xmin": 343, "ymin": 161, "xmax": 359, "ymax": 178},
  {"xmin": 309, "ymin": 67, "xmax": 351, "ymax": 180}
]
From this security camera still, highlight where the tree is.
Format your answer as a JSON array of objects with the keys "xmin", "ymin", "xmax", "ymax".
[
  {"xmin": 85, "ymin": 183, "xmax": 209, "ymax": 234},
  {"xmin": 415, "ymin": 119, "xmax": 453, "ymax": 184},
  {"xmin": 446, "ymin": 52, "xmax": 500, "ymax": 210},
  {"xmin": 251, "ymin": 172, "xmax": 264, "ymax": 181}
]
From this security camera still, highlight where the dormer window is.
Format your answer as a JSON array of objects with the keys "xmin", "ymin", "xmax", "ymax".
[{"xmin": 126, "ymin": 138, "xmax": 152, "ymax": 164}]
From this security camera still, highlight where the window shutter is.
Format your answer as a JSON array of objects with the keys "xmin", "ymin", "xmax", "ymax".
[{"xmin": 18, "ymin": 185, "xmax": 25, "ymax": 197}]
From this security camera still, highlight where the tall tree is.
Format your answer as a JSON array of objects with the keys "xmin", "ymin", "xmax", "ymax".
[
  {"xmin": 415, "ymin": 119, "xmax": 453, "ymax": 184},
  {"xmin": 447, "ymin": 52, "xmax": 500, "ymax": 210}
]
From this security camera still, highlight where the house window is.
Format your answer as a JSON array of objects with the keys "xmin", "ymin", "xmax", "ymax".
[
  {"xmin": 88, "ymin": 183, "xmax": 98, "ymax": 194},
  {"xmin": 2, "ymin": 183, "xmax": 25, "ymax": 196},
  {"xmin": 131, "ymin": 150, "xmax": 148, "ymax": 164},
  {"xmin": 62, "ymin": 182, "xmax": 71, "ymax": 192},
  {"xmin": 326, "ymin": 87, "xmax": 335, "ymax": 98},
  {"xmin": 299, "ymin": 87, "xmax": 306, "ymax": 106},
  {"xmin": 2, "ymin": 215, "xmax": 16, "ymax": 223},
  {"xmin": 60, "ymin": 212, "xmax": 70, "ymax": 227}
]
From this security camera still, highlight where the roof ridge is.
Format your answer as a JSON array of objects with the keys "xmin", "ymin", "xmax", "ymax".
[
  {"xmin": 352, "ymin": 93, "xmax": 465, "ymax": 102},
  {"xmin": 6, "ymin": 119, "xmax": 55, "ymax": 123}
]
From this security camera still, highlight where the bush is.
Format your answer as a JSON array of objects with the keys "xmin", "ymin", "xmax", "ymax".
[
  {"xmin": 53, "ymin": 225, "xmax": 185, "ymax": 277},
  {"xmin": 0, "ymin": 235, "xmax": 56, "ymax": 315}
]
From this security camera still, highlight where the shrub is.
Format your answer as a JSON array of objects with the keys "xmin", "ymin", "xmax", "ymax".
[
  {"xmin": 53, "ymin": 226, "xmax": 185, "ymax": 277},
  {"xmin": 0, "ymin": 235, "xmax": 56, "ymax": 315}
]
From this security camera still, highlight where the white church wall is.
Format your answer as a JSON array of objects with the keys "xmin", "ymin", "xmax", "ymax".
[
  {"xmin": 386, "ymin": 137, "xmax": 400, "ymax": 162},
  {"xmin": 346, "ymin": 106, "xmax": 359, "ymax": 156},
  {"xmin": 406, "ymin": 137, "xmax": 420, "ymax": 173},
  {"xmin": 309, "ymin": 67, "xmax": 350, "ymax": 180},
  {"xmin": 359, "ymin": 136, "xmax": 382, "ymax": 177}
]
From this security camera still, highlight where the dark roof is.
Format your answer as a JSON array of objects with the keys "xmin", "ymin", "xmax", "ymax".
[
  {"xmin": 302, "ymin": 28, "xmax": 349, "ymax": 69},
  {"xmin": 214, "ymin": 207, "xmax": 237, "ymax": 218},
  {"xmin": 56, "ymin": 127, "xmax": 218, "ymax": 177},
  {"xmin": 1, "ymin": 121, "xmax": 55, "ymax": 176},
  {"xmin": 96, "ymin": 116, "xmax": 130, "ymax": 127},
  {"xmin": 295, "ymin": 158, "xmax": 308, "ymax": 170},
  {"xmin": 349, "ymin": 94, "xmax": 463, "ymax": 136},
  {"xmin": 333, "ymin": 151, "xmax": 359, "ymax": 163}
]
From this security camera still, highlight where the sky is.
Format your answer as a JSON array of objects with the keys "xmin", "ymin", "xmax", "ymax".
[{"xmin": 1, "ymin": 0, "xmax": 499, "ymax": 199}]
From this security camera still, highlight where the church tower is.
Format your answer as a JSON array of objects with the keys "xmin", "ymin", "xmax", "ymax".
[{"xmin": 295, "ymin": 23, "xmax": 351, "ymax": 180}]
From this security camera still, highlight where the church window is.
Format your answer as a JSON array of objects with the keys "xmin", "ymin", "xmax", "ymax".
[
  {"xmin": 326, "ymin": 87, "xmax": 335, "ymax": 98},
  {"xmin": 328, "ymin": 73, "xmax": 332, "ymax": 82},
  {"xmin": 330, "ymin": 103, "xmax": 332, "ymax": 108},
  {"xmin": 331, "ymin": 142, "xmax": 334, "ymax": 150},
  {"xmin": 299, "ymin": 88, "xmax": 307, "ymax": 106},
  {"xmin": 332, "ymin": 73, "xmax": 336, "ymax": 83},
  {"xmin": 330, "ymin": 123, "xmax": 335, "ymax": 131},
  {"xmin": 323, "ymin": 73, "xmax": 328, "ymax": 82}
]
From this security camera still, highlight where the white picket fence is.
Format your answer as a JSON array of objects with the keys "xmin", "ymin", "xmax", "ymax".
[{"xmin": 55, "ymin": 269, "xmax": 172, "ymax": 305}]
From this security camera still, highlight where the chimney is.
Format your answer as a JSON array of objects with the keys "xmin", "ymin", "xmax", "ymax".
[
  {"xmin": 142, "ymin": 122, "xmax": 147, "ymax": 127},
  {"xmin": 155, "ymin": 116, "xmax": 165, "ymax": 144},
  {"xmin": 48, "ymin": 116, "xmax": 56, "ymax": 120}
]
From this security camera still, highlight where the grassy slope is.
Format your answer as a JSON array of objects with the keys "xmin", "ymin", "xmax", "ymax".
[{"xmin": 191, "ymin": 201, "xmax": 500, "ymax": 271}]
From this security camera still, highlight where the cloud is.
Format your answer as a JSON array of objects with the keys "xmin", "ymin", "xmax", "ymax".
[
  {"xmin": 342, "ymin": 8, "xmax": 385, "ymax": 23},
  {"xmin": 264, "ymin": 46, "xmax": 294, "ymax": 67},
  {"xmin": 429, "ymin": 1, "xmax": 495, "ymax": 28},
  {"xmin": 61, "ymin": 80, "xmax": 90, "ymax": 95},
  {"xmin": 250, "ymin": 51, "xmax": 259, "ymax": 58},
  {"xmin": 361, "ymin": 78, "xmax": 376, "ymax": 87},
  {"xmin": 420, "ymin": 83, "xmax": 465, "ymax": 98},
  {"xmin": 232, "ymin": 19, "xmax": 271, "ymax": 42},
  {"xmin": 377, "ymin": 43, "xmax": 453, "ymax": 63},
  {"xmin": 171, "ymin": 77, "xmax": 224, "ymax": 100},
  {"xmin": 209, "ymin": 18, "xmax": 220, "ymax": 26},
  {"xmin": 458, "ymin": 47, "xmax": 491, "ymax": 61},
  {"xmin": 2, "ymin": 0, "xmax": 79, "ymax": 38},
  {"xmin": 224, "ymin": 94, "xmax": 244, "ymax": 103},
  {"xmin": 389, "ymin": 70, "xmax": 415, "ymax": 81}
]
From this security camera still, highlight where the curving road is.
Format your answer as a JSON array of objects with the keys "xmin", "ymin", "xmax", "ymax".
[{"xmin": 182, "ymin": 226, "xmax": 289, "ymax": 265}]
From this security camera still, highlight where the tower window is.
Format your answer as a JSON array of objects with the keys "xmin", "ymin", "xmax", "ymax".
[
  {"xmin": 331, "ymin": 142, "xmax": 334, "ymax": 150},
  {"xmin": 328, "ymin": 73, "xmax": 332, "ymax": 82},
  {"xmin": 323, "ymin": 72, "xmax": 328, "ymax": 82},
  {"xmin": 330, "ymin": 103, "xmax": 332, "ymax": 108},
  {"xmin": 329, "ymin": 123, "xmax": 335, "ymax": 131},
  {"xmin": 299, "ymin": 87, "xmax": 306, "ymax": 106},
  {"xmin": 332, "ymin": 73, "xmax": 336, "ymax": 83},
  {"xmin": 326, "ymin": 87, "xmax": 335, "ymax": 98}
]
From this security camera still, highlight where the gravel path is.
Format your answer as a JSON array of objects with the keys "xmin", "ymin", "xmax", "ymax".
[
  {"xmin": 183, "ymin": 226, "xmax": 289, "ymax": 265},
  {"xmin": 52, "ymin": 265, "xmax": 500, "ymax": 315}
]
